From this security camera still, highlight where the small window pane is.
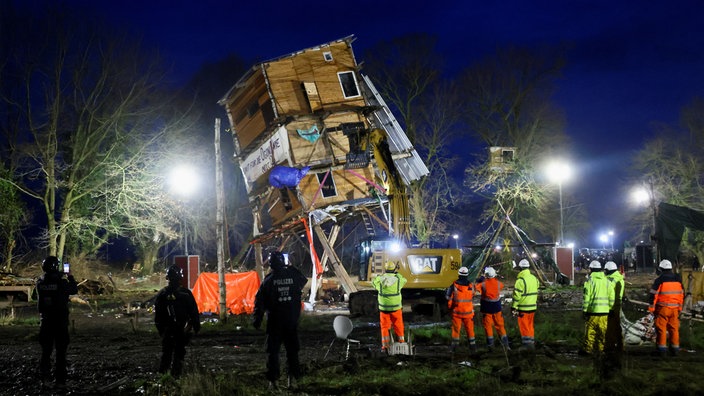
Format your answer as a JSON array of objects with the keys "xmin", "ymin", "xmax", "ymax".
[
  {"xmin": 317, "ymin": 172, "xmax": 338, "ymax": 198},
  {"xmin": 338, "ymin": 71, "xmax": 360, "ymax": 99}
]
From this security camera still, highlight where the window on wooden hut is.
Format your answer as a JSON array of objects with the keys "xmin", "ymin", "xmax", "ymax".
[
  {"xmin": 338, "ymin": 71, "xmax": 360, "ymax": 99},
  {"xmin": 316, "ymin": 172, "xmax": 338, "ymax": 198},
  {"xmin": 246, "ymin": 101, "xmax": 260, "ymax": 117}
]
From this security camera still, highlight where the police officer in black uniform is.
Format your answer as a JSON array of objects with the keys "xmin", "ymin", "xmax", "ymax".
[
  {"xmin": 154, "ymin": 265, "xmax": 200, "ymax": 376},
  {"xmin": 252, "ymin": 251, "xmax": 307, "ymax": 390},
  {"xmin": 36, "ymin": 255, "xmax": 78, "ymax": 388}
]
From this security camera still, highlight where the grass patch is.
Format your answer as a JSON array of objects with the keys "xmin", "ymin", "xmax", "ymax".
[{"xmin": 411, "ymin": 324, "xmax": 450, "ymax": 344}]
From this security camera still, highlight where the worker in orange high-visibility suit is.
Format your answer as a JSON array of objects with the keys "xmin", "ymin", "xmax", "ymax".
[
  {"xmin": 478, "ymin": 266, "xmax": 510, "ymax": 351},
  {"xmin": 446, "ymin": 266, "xmax": 477, "ymax": 353},
  {"xmin": 372, "ymin": 261, "xmax": 407, "ymax": 352},
  {"xmin": 649, "ymin": 259, "xmax": 685, "ymax": 356}
]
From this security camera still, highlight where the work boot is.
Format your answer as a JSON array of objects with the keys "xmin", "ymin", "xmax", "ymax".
[
  {"xmin": 486, "ymin": 337, "xmax": 495, "ymax": 350},
  {"xmin": 450, "ymin": 342, "xmax": 459, "ymax": 353},
  {"xmin": 469, "ymin": 343, "xmax": 478, "ymax": 354},
  {"xmin": 501, "ymin": 336, "xmax": 511, "ymax": 351}
]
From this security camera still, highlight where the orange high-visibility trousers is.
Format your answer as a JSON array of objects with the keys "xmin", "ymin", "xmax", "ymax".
[
  {"xmin": 517, "ymin": 311, "xmax": 535, "ymax": 345},
  {"xmin": 655, "ymin": 306, "xmax": 680, "ymax": 351},
  {"xmin": 380, "ymin": 310, "xmax": 405, "ymax": 349},
  {"xmin": 482, "ymin": 312, "xmax": 507, "ymax": 338},
  {"xmin": 451, "ymin": 314, "xmax": 475, "ymax": 345}
]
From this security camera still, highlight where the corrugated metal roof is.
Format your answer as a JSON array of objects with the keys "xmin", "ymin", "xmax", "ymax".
[{"xmin": 361, "ymin": 74, "xmax": 429, "ymax": 185}]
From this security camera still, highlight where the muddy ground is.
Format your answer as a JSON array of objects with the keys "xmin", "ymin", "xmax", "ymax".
[{"xmin": 1, "ymin": 273, "xmax": 703, "ymax": 395}]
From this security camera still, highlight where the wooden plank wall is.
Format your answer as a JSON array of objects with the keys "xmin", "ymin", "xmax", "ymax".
[
  {"xmin": 265, "ymin": 164, "xmax": 378, "ymax": 226},
  {"xmin": 226, "ymin": 70, "xmax": 270, "ymax": 151},
  {"xmin": 286, "ymin": 112, "xmax": 363, "ymax": 166},
  {"xmin": 298, "ymin": 165, "xmax": 378, "ymax": 209},
  {"xmin": 265, "ymin": 41, "xmax": 365, "ymax": 116},
  {"xmin": 266, "ymin": 188, "xmax": 303, "ymax": 225},
  {"xmin": 222, "ymin": 38, "xmax": 387, "ymax": 228}
]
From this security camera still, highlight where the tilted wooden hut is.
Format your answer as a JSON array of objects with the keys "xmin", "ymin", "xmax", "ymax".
[{"xmin": 218, "ymin": 35, "xmax": 427, "ymax": 240}]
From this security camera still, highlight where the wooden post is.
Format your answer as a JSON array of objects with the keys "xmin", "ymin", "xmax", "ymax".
[
  {"xmin": 215, "ymin": 118, "xmax": 227, "ymax": 322},
  {"xmin": 313, "ymin": 223, "xmax": 357, "ymax": 295},
  {"xmin": 255, "ymin": 243, "xmax": 264, "ymax": 281}
]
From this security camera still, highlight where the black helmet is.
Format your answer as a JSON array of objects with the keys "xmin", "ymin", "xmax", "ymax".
[
  {"xmin": 42, "ymin": 256, "xmax": 61, "ymax": 272},
  {"xmin": 269, "ymin": 251, "xmax": 286, "ymax": 270},
  {"xmin": 166, "ymin": 265, "xmax": 183, "ymax": 282}
]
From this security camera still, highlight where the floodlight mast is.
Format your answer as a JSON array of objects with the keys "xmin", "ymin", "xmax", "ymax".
[{"xmin": 546, "ymin": 160, "xmax": 572, "ymax": 245}]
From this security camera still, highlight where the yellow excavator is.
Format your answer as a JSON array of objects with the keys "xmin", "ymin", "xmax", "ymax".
[{"xmin": 342, "ymin": 125, "xmax": 462, "ymax": 317}]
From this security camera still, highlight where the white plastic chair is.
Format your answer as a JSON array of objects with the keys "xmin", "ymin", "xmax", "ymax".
[{"xmin": 324, "ymin": 315, "xmax": 360, "ymax": 360}]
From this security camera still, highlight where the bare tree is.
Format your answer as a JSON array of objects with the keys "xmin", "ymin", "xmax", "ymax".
[
  {"xmin": 631, "ymin": 98, "xmax": 704, "ymax": 264},
  {"xmin": 181, "ymin": 55, "xmax": 253, "ymax": 267},
  {"xmin": 458, "ymin": 46, "xmax": 580, "ymax": 243},
  {"xmin": 0, "ymin": 166, "xmax": 29, "ymax": 271},
  {"xmin": 363, "ymin": 34, "xmax": 462, "ymax": 246},
  {"xmin": 0, "ymin": 7, "xmax": 199, "ymax": 268},
  {"xmin": 409, "ymin": 80, "xmax": 464, "ymax": 245}
]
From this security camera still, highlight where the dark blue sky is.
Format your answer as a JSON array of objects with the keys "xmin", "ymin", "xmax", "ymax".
[{"xmin": 20, "ymin": 0, "xmax": 704, "ymax": 247}]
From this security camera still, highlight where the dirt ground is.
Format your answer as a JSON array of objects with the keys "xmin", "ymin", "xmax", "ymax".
[
  {"xmin": 1, "ymin": 272, "xmax": 703, "ymax": 395},
  {"xmin": 0, "ymin": 288, "xmax": 383, "ymax": 395}
]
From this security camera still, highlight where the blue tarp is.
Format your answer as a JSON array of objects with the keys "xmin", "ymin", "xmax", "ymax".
[{"xmin": 269, "ymin": 165, "xmax": 310, "ymax": 188}]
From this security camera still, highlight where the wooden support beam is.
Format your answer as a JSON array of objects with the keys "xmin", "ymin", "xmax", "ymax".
[{"xmin": 313, "ymin": 224, "xmax": 357, "ymax": 295}]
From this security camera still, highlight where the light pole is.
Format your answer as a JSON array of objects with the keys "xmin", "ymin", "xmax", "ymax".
[
  {"xmin": 608, "ymin": 230, "xmax": 614, "ymax": 250},
  {"xmin": 599, "ymin": 234, "xmax": 607, "ymax": 250},
  {"xmin": 546, "ymin": 160, "xmax": 573, "ymax": 245},
  {"xmin": 632, "ymin": 179, "xmax": 659, "ymax": 263},
  {"xmin": 632, "ymin": 181, "xmax": 657, "ymax": 241},
  {"xmin": 453, "ymin": 234, "xmax": 459, "ymax": 249},
  {"xmin": 169, "ymin": 165, "xmax": 199, "ymax": 256}
]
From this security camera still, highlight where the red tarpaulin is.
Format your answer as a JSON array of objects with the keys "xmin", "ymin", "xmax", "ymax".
[{"xmin": 191, "ymin": 271, "xmax": 261, "ymax": 315}]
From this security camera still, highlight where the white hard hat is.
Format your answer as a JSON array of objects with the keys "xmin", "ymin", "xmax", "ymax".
[
  {"xmin": 518, "ymin": 259, "xmax": 530, "ymax": 268},
  {"xmin": 485, "ymin": 267, "xmax": 497, "ymax": 278},
  {"xmin": 604, "ymin": 261, "xmax": 618, "ymax": 271},
  {"xmin": 458, "ymin": 267, "xmax": 469, "ymax": 276},
  {"xmin": 589, "ymin": 260, "xmax": 602, "ymax": 269},
  {"xmin": 659, "ymin": 259, "xmax": 673, "ymax": 270}
]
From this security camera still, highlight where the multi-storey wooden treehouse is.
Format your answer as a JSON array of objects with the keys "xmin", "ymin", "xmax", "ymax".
[{"xmin": 218, "ymin": 35, "xmax": 428, "ymax": 297}]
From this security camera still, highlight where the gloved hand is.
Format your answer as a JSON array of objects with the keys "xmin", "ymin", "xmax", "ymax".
[
  {"xmin": 252, "ymin": 317, "xmax": 262, "ymax": 330},
  {"xmin": 511, "ymin": 308, "xmax": 518, "ymax": 317}
]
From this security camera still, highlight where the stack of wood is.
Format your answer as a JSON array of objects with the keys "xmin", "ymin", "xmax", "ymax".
[
  {"xmin": 0, "ymin": 272, "xmax": 36, "ymax": 304},
  {"xmin": 0, "ymin": 272, "xmax": 35, "ymax": 286},
  {"xmin": 77, "ymin": 274, "xmax": 116, "ymax": 296}
]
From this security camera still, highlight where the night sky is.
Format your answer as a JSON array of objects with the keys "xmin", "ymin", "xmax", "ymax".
[{"xmin": 13, "ymin": 0, "xmax": 704, "ymax": 247}]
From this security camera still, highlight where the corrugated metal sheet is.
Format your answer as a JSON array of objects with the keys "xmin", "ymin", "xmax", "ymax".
[{"xmin": 361, "ymin": 74, "xmax": 429, "ymax": 186}]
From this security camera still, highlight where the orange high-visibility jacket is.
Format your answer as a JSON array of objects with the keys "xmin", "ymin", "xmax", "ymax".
[
  {"xmin": 479, "ymin": 278, "xmax": 504, "ymax": 302},
  {"xmin": 650, "ymin": 278, "xmax": 684, "ymax": 311},
  {"xmin": 448, "ymin": 281, "xmax": 475, "ymax": 317}
]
